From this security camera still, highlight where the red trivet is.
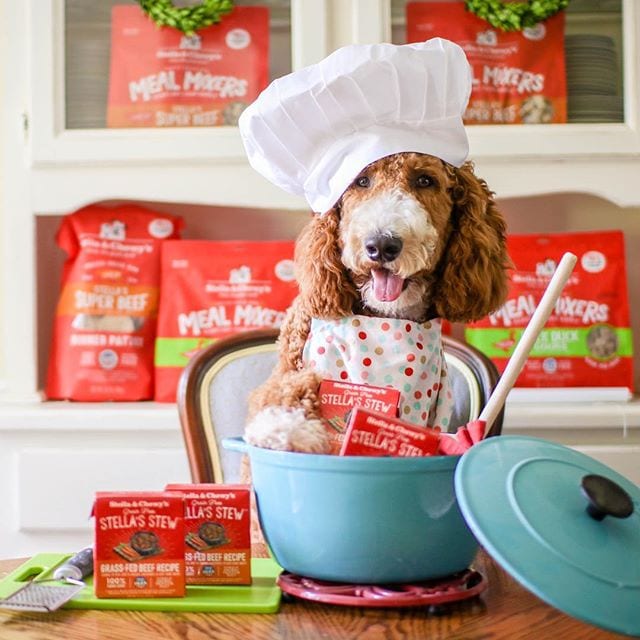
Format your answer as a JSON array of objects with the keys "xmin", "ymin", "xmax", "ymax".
[{"xmin": 277, "ymin": 568, "xmax": 487, "ymax": 608}]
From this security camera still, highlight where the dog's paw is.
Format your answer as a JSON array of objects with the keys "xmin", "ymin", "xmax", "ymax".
[
  {"xmin": 244, "ymin": 407, "xmax": 331, "ymax": 454},
  {"xmin": 248, "ymin": 369, "xmax": 323, "ymax": 416}
]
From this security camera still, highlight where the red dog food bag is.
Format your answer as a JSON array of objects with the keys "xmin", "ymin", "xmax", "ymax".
[
  {"xmin": 465, "ymin": 230, "xmax": 634, "ymax": 390},
  {"xmin": 107, "ymin": 5, "xmax": 269, "ymax": 127},
  {"xmin": 154, "ymin": 240, "xmax": 297, "ymax": 402},
  {"xmin": 46, "ymin": 205, "xmax": 183, "ymax": 401},
  {"xmin": 406, "ymin": 1, "xmax": 567, "ymax": 125},
  {"xmin": 165, "ymin": 483, "xmax": 251, "ymax": 585},
  {"xmin": 93, "ymin": 491, "xmax": 185, "ymax": 599}
]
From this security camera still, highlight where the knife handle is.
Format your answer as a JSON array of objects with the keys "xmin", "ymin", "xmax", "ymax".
[{"xmin": 52, "ymin": 547, "xmax": 94, "ymax": 582}]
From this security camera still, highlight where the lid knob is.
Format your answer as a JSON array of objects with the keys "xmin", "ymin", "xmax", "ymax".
[{"xmin": 580, "ymin": 474, "xmax": 634, "ymax": 521}]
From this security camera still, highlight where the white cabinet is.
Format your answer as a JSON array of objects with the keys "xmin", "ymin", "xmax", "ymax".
[
  {"xmin": 0, "ymin": 404, "xmax": 191, "ymax": 559},
  {"xmin": 1, "ymin": 0, "xmax": 639, "ymax": 557}
]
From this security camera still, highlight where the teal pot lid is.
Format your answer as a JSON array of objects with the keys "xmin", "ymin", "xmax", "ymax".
[{"xmin": 455, "ymin": 436, "xmax": 640, "ymax": 637}]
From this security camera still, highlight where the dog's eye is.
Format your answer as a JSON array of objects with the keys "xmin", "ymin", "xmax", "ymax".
[
  {"xmin": 415, "ymin": 174, "xmax": 434, "ymax": 188},
  {"xmin": 355, "ymin": 175, "xmax": 371, "ymax": 188}
]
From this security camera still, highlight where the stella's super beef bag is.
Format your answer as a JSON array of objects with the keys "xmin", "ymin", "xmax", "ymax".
[
  {"xmin": 406, "ymin": 1, "xmax": 567, "ymax": 124},
  {"xmin": 107, "ymin": 5, "xmax": 269, "ymax": 128},
  {"xmin": 46, "ymin": 205, "xmax": 183, "ymax": 401},
  {"xmin": 155, "ymin": 240, "xmax": 297, "ymax": 402},
  {"xmin": 465, "ymin": 231, "xmax": 633, "ymax": 391}
]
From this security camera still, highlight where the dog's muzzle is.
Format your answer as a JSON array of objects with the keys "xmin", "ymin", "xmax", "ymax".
[{"xmin": 363, "ymin": 234, "xmax": 406, "ymax": 302}]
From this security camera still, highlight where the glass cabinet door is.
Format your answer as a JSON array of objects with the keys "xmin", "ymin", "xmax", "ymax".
[
  {"xmin": 30, "ymin": 0, "xmax": 336, "ymax": 166},
  {"xmin": 64, "ymin": 0, "xmax": 292, "ymax": 130},
  {"xmin": 392, "ymin": 0, "xmax": 624, "ymax": 125}
]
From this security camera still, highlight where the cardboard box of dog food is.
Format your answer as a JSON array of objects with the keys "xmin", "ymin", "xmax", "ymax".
[
  {"xmin": 319, "ymin": 379, "xmax": 401, "ymax": 454},
  {"xmin": 165, "ymin": 484, "xmax": 251, "ymax": 585},
  {"xmin": 93, "ymin": 491, "xmax": 185, "ymax": 598},
  {"xmin": 339, "ymin": 407, "xmax": 441, "ymax": 457}
]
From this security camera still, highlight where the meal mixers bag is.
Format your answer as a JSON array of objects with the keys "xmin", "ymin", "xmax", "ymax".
[
  {"xmin": 107, "ymin": 5, "xmax": 270, "ymax": 127},
  {"xmin": 465, "ymin": 230, "xmax": 633, "ymax": 393},
  {"xmin": 46, "ymin": 205, "xmax": 183, "ymax": 401},
  {"xmin": 406, "ymin": 1, "xmax": 567, "ymax": 124},
  {"xmin": 154, "ymin": 240, "xmax": 297, "ymax": 402}
]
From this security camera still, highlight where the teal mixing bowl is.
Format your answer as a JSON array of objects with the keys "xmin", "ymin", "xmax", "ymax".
[{"xmin": 223, "ymin": 437, "xmax": 478, "ymax": 584}]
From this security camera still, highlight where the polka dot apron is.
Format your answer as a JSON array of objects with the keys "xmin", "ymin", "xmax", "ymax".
[{"xmin": 302, "ymin": 315, "xmax": 454, "ymax": 430}]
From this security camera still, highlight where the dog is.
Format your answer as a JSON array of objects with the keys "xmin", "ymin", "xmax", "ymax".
[{"xmin": 244, "ymin": 151, "xmax": 510, "ymax": 453}]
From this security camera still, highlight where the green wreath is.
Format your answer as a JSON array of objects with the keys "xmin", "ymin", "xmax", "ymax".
[
  {"xmin": 137, "ymin": 0, "xmax": 234, "ymax": 35},
  {"xmin": 464, "ymin": 0, "xmax": 570, "ymax": 32}
]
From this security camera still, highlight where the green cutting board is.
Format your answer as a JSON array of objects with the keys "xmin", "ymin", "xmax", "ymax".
[{"xmin": 0, "ymin": 553, "xmax": 282, "ymax": 613}]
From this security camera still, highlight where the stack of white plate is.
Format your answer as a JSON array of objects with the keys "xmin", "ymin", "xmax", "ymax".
[{"xmin": 565, "ymin": 34, "xmax": 623, "ymax": 122}]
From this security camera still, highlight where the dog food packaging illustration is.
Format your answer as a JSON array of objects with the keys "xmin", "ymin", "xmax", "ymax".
[
  {"xmin": 340, "ymin": 407, "xmax": 441, "ymax": 457},
  {"xmin": 407, "ymin": 2, "xmax": 567, "ymax": 124},
  {"xmin": 46, "ymin": 205, "xmax": 183, "ymax": 401},
  {"xmin": 165, "ymin": 484, "xmax": 251, "ymax": 585},
  {"xmin": 93, "ymin": 492, "xmax": 185, "ymax": 598},
  {"xmin": 155, "ymin": 240, "xmax": 296, "ymax": 402},
  {"xmin": 303, "ymin": 316, "xmax": 454, "ymax": 431},
  {"xmin": 107, "ymin": 5, "xmax": 269, "ymax": 127},
  {"xmin": 466, "ymin": 230, "xmax": 633, "ymax": 392},
  {"xmin": 319, "ymin": 380, "xmax": 401, "ymax": 454}
]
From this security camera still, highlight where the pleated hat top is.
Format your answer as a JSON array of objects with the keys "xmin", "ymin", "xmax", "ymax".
[{"xmin": 238, "ymin": 37, "xmax": 472, "ymax": 213}]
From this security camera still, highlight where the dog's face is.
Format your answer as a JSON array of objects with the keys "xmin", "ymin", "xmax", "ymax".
[
  {"xmin": 337, "ymin": 153, "xmax": 456, "ymax": 320},
  {"xmin": 295, "ymin": 151, "xmax": 508, "ymax": 324}
]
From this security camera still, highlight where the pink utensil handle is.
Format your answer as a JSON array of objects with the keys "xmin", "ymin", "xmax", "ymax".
[{"xmin": 479, "ymin": 252, "xmax": 578, "ymax": 436}]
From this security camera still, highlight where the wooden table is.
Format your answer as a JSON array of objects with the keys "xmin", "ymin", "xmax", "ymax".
[{"xmin": 0, "ymin": 553, "xmax": 629, "ymax": 640}]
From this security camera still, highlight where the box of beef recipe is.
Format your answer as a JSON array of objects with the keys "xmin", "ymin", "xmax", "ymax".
[
  {"xmin": 93, "ymin": 491, "xmax": 185, "ymax": 598},
  {"xmin": 165, "ymin": 484, "xmax": 251, "ymax": 585}
]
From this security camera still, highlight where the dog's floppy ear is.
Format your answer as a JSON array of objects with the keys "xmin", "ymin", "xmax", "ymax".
[
  {"xmin": 432, "ymin": 162, "xmax": 511, "ymax": 322},
  {"xmin": 294, "ymin": 207, "xmax": 358, "ymax": 318}
]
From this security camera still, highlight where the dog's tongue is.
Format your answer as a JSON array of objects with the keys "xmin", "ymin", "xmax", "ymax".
[{"xmin": 371, "ymin": 268, "xmax": 405, "ymax": 302}]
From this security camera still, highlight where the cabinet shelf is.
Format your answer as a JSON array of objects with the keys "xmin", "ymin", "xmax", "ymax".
[
  {"xmin": 504, "ymin": 397, "xmax": 640, "ymax": 430},
  {"xmin": 0, "ymin": 398, "xmax": 637, "ymax": 433},
  {"xmin": 24, "ymin": 125, "xmax": 640, "ymax": 217},
  {"xmin": 28, "ymin": 118, "xmax": 640, "ymax": 170},
  {"xmin": 0, "ymin": 401, "xmax": 181, "ymax": 432}
]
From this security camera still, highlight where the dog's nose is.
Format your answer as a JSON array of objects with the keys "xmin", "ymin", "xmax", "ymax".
[{"xmin": 365, "ymin": 234, "xmax": 403, "ymax": 263}]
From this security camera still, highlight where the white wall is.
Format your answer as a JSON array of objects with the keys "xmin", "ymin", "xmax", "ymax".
[{"xmin": 0, "ymin": 0, "xmax": 5, "ymax": 382}]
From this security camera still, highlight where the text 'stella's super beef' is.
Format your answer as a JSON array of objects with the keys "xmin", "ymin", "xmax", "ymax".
[
  {"xmin": 466, "ymin": 231, "xmax": 633, "ymax": 391},
  {"xmin": 46, "ymin": 205, "xmax": 183, "ymax": 401},
  {"xmin": 154, "ymin": 240, "xmax": 297, "ymax": 402},
  {"xmin": 406, "ymin": 1, "xmax": 567, "ymax": 125},
  {"xmin": 107, "ymin": 5, "xmax": 269, "ymax": 127}
]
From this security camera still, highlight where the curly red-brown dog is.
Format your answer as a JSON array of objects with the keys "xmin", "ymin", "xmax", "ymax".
[{"xmin": 245, "ymin": 152, "xmax": 510, "ymax": 453}]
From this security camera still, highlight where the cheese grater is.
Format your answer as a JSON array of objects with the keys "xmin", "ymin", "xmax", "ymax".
[{"xmin": 0, "ymin": 547, "xmax": 93, "ymax": 612}]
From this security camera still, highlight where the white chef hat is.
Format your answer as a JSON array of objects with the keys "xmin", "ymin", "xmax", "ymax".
[{"xmin": 238, "ymin": 38, "xmax": 472, "ymax": 213}]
